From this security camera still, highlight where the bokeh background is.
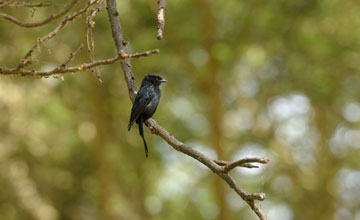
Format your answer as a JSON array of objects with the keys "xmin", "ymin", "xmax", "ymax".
[{"xmin": 1, "ymin": 0, "xmax": 360, "ymax": 220}]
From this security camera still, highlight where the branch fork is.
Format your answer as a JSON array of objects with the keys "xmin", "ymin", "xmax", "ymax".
[{"xmin": 215, "ymin": 157, "xmax": 269, "ymax": 173}]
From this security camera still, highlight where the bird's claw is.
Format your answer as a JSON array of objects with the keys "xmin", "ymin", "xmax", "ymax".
[
  {"xmin": 149, "ymin": 125, "xmax": 156, "ymax": 134},
  {"xmin": 145, "ymin": 121, "xmax": 156, "ymax": 134}
]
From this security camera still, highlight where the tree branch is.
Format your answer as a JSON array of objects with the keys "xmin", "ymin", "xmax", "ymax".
[
  {"xmin": 147, "ymin": 119, "xmax": 268, "ymax": 219},
  {"xmin": 61, "ymin": 44, "xmax": 84, "ymax": 68},
  {"xmin": 105, "ymin": 0, "xmax": 269, "ymax": 219},
  {"xmin": 106, "ymin": 0, "xmax": 138, "ymax": 101},
  {"xmin": 157, "ymin": 0, "xmax": 166, "ymax": 40},
  {"xmin": 0, "ymin": 49, "xmax": 159, "ymax": 76},
  {"xmin": 1, "ymin": 1, "xmax": 51, "ymax": 8},
  {"xmin": 0, "ymin": 0, "xmax": 14, "ymax": 9},
  {"xmin": 0, "ymin": 0, "xmax": 78, "ymax": 28}
]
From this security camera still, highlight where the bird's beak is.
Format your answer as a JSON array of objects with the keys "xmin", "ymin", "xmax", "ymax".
[{"xmin": 159, "ymin": 79, "xmax": 167, "ymax": 83}]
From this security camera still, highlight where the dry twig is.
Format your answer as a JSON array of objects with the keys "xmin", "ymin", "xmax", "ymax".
[
  {"xmin": 0, "ymin": 0, "xmax": 14, "ymax": 9},
  {"xmin": 86, "ymin": 0, "xmax": 105, "ymax": 82},
  {"xmin": 157, "ymin": 0, "xmax": 166, "ymax": 40},
  {"xmin": 61, "ymin": 44, "xmax": 84, "ymax": 68},
  {"xmin": 9, "ymin": 1, "xmax": 50, "ymax": 8},
  {"xmin": 105, "ymin": 0, "xmax": 269, "ymax": 219},
  {"xmin": 0, "ymin": 0, "xmax": 78, "ymax": 27}
]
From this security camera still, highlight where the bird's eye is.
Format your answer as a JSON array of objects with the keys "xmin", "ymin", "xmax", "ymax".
[{"xmin": 156, "ymin": 77, "xmax": 159, "ymax": 80}]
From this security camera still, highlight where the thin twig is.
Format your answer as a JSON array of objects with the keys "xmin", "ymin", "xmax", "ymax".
[
  {"xmin": 118, "ymin": 49, "xmax": 161, "ymax": 59},
  {"xmin": 105, "ymin": 1, "xmax": 268, "ymax": 219},
  {"xmin": 86, "ymin": 0, "xmax": 105, "ymax": 82},
  {"xmin": 0, "ymin": 0, "xmax": 14, "ymax": 9},
  {"xmin": 0, "ymin": 0, "xmax": 78, "ymax": 27},
  {"xmin": 157, "ymin": 0, "xmax": 166, "ymax": 40},
  {"xmin": 60, "ymin": 44, "xmax": 84, "ymax": 68},
  {"xmin": 12, "ymin": 1, "xmax": 51, "ymax": 8}
]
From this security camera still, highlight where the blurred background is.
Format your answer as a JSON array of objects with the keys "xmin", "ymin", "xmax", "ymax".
[{"xmin": 0, "ymin": 0, "xmax": 360, "ymax": 219}]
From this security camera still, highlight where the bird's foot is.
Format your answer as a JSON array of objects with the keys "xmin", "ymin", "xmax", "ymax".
[
  {"xmin": 149, "ymin": 125, "xmax": 156, "ymax": 134},
  {"xmin": 145, "ymin": 121, "xmax": 156, "ymax": 134}
]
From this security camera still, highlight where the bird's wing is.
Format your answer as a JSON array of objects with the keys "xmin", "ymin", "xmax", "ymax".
[{"xmin": 128, "ymin": 86, "xmax": 154, "ymax": 131}]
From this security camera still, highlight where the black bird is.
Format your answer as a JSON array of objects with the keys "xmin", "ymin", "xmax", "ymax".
[{"xmin": 128, "ymin": 74, "xmax": 167, "ymax": 157}]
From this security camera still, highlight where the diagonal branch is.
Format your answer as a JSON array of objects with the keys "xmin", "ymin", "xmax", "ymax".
[
  {"xmin": 147, "ymin": 118, "xmax": 268, "ymax": 219},
  {"xmin": 105, "ymin": 0, "xmax": 269, "ymax": 219},
  {"xmin": 0, "ymin": 0, "xmax": 78, "ymax": 27},
  {"xmin": 106, "ymin": 0, "xmax": 138, "ymax": 101},
  {"xmin": 61, "ymin": 44, "xmax": 84, "ymax": 68}
]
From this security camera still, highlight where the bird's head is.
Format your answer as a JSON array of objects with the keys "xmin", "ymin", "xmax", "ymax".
[{"xmin": 144, "ymin": 74, "xmax": 167, "ymax": 86}]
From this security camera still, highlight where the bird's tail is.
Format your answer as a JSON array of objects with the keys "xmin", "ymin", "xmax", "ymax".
[{"xmin": 138, "ymin": 118, "xmax": 149, "ymax": 158}]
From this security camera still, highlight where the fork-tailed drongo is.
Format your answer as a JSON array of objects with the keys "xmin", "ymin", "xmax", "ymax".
[{"xmin": 128, "ymin": 74, "xmax": 167, "ymax": 157}]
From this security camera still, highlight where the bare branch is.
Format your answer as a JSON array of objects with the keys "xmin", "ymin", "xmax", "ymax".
[
  {"xmin": 0, "ymin": 49, "xmax": 159, "ymax": 77},
  {"xmin": 0, "ymin": 0, "xmax": 78, "ymax": 27},
  {"xmin": 148, "ymin": 119, "xmax": 268, "ymax": 220},
  {"xmin": 157, "ymin": 0, "xmax": 166, "ymax": 40},
  {"xmin": 105, "ymin": 0, "xmax": 268, "ymax": 219},
  {"xmin": 106, "ymin": 0, "xmax": 138, "ymax": 101}
]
